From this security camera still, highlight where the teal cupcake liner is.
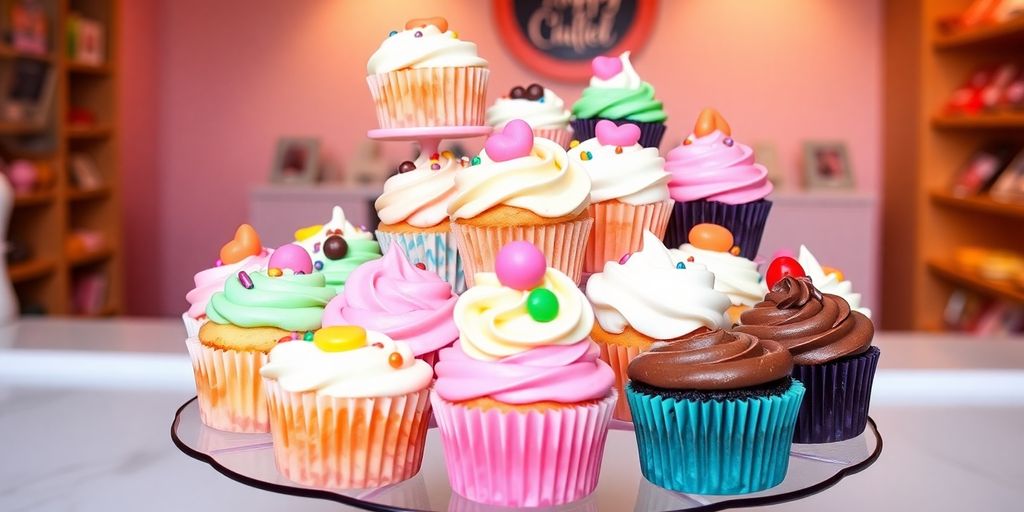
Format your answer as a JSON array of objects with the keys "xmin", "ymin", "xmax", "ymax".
[{"xmin": 625, "ymin": 380, "xmax": 805, "ymax": 495}]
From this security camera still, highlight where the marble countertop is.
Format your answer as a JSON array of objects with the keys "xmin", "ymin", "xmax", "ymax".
[{"xmin": 1, "ymin": 318, "xmax": 1023, "ymax": 511}]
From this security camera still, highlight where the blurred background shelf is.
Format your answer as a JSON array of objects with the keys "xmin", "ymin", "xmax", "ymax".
[
  {"xmin": 928, "ymin": 259, "xmax": 1024, "ymax": 304},
  {"xmin": 13, "ymin": 190, "xmax": 56, "ymax": 208},
  {"xmin": 932, "ymin": 13, "xmax": 1024, "ymax": 49},
  {"xmin": 0, "ymin": 45, "xmax": 54, "ymax": 62},
  {"xmin": 930, "ymin": 113, "xmax": 1024, "ymax": 129},
  {"xmin": 9, "ymin": 258, "xmax": 57, "ymax": 284},
  {"xmin": 67, "ymin": 187, "xmax": 110, "ymax": 202},
  {"xmin": 67, "ymin": 247, "xmax": 113, "ymax": 268},
  {"xmin": 66, "ymin": 124, "xmax": 113, "ymax": 139},
  {"xmin": 930, "ymin": 191, "xmax": 1024, "ymax": 219},
  {"xmin": 65, "ymin": 61, "xmax": 111, "ymax": 75}
]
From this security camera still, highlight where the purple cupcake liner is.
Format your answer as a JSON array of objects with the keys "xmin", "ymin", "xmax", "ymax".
[
  {"xmin": 663, "ymin": 199, "xmax": 772, "ymax": 259},
  {"xmin": 570, "ymin": 118, "xmax": 666, "ymax": 149},
  {"xmin": 791, "ymin": 346, "xmax": 881, "ymax": 444}
]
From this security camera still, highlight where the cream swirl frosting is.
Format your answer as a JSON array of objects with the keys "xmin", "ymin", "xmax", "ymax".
[
  {"xmin": 367, "ymin": 24, "xmax": 487, "ymax": 75},
  {"xmin": 486, "ymin": 88, "xmax": 571, "ymax": 129},
  {"xmin": 447, "ymin": 137, "xmax": 591, "ymax": 219},
  {"xmin": 454, "ymin": 268, "xmax": 594, "ymax": 361},
  {"xmin": 590, "ymin": 51, "xmax": 643, "ymax": 89},
  {"xmin": 587, "ymin": 231, "xmax": 731, "ymax": 339},
  {"xmin": 670, "ymin": 244, "xmax": 763, "ymax": 308},
  {"xmin": 260, "ymin": 330, "xmax": 433, "ymax": 398},
  {"xmin": 567, "ymin": 136, "xmax": 669, "ymax": 205},
  {"xmin": 375, "ymin": 154, "xmax": 458, "ymax": 228},
  {"xmin": 798, "ymin": 245, "xmax": 871, "ymax": 318}
]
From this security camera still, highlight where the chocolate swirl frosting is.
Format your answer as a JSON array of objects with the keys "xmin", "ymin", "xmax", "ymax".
[
  {"xmin": 627, "ymin": 329, "xmax": 793, "ymax": 390},
  {"xmin": 735, "ymin": 276, "xmax": 874, "ymax": 365}
]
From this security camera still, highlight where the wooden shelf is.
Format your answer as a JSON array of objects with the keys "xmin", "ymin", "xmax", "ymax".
[
  {"xmin": 933, "ymin": 16, "xmax": 1024, "ymax": 50},
  {"xmin": 0, "ymin": 45, "xmax": 54, "ymax": 62},
  {"xmin": 9, "ymin": 258, "xmax": 57, "ymax": 284},
  {"xmin": 930, "ymin": 112, "xmax": 1024, "ymax": 129},
  {"xmin": 67, "ymin": 187, "xmax": 111, "ymax": 202},
  {"xmin": 67, "ymin": 248, "xmax": 113, "ymax": 267},
  {"xmin": 14, "ymin": 190, "xmax": 56, "ymax": 208},
  {"xmin": 66, "ymin": 124, "xmax": 112, "ymax": 139},
  {"xmin": 930, "ymin": 190, "xmax": 1024, "ymax": 219},
  {"xmin": 66, "ymin": 61, "xmax": 112, "ymax": 75},
  {"xmin": 928, "ymin": 258, "xmax": 1024, "ymax": 303},
  {"xmin": 0, "ymin": 121, "xmax": 47, "ymax": 136}
]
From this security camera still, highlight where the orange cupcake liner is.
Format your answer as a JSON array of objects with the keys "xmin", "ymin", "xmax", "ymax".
[
  {"xmin": 451, "ymin": 217, "xmax": 593, "ymax": 287},
  {"xmin": 366, "ymin": 67, "xmax": 489, "ymax": 128},
  {"xmin": 263, "ymin": 380, "xmax": 432, "ymax": 489},
  {"xmin": 533, "ymin": 126, "xmax": 575, "ymax": 149},
  {"xmin": 584, "ymin": 199, "xmax": 674, "ymax": 274},
  {"xmin": 598, "ymin": 342, "xmax": 645, "ymax": 422},
  {"xmin": 185, "ymin": 337, "xmax": 269, "ymax": 433}
]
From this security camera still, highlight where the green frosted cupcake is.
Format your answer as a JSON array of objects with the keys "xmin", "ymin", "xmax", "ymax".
[
  {"xmin": 293, "ymin": 205, "xmax": 381, "ymax": 292},
  {"xmin": 625, "ymin": 329, "xmax": 804, "ymax": 495},
  {"xmin": 570, "ymin": 51, "xmax": 667, "ymax": 148}
]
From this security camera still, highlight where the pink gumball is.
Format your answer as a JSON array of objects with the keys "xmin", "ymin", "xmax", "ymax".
[
  {"xmin": 268, "ymin": 243, "xmax": 313, "ymax": 274},
  {"xmin": 495, "ymin": 241, "xmax": 547, "ymax": 290}
]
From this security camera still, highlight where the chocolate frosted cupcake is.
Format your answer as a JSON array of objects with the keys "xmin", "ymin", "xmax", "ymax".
[
  {"xmin": 736, "ymin": 275, "xmax": 879, "ymax": 443},
  {"xmin": 625, "ymin": 329, "xmax": 804, "ymax": 495}
]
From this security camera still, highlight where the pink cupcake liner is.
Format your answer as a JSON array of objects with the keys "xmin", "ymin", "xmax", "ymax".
[
  {"xmin": 263, "ymin": 380, "xmax": 431, "ymax": 489},
  {"xmin": 430, "ymin": 391, "xmax": 616, "ymax": 508},
  {"xmin": 451, "ymin": 216, "xmax": 593, "ymax": 287},
  {"xmin": 534, "ymin": 126, "xmax": 575, "ymax": 149},
  {"xmin": 584, "ymin": 199, "xmax": 674, "ymax": 273},
  {"xmin": 185, "ymin": 337, "xmax": 269, "ymax": 433},
  {"xmin": 366, "ymin": 67, "xmax": 489, "ymax": 128},
  {"xmin": 598, "ymin": 342, "xmax": 645, "ymax": 422}
]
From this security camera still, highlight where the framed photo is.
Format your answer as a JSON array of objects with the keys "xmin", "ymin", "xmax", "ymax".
[
  {"xmin": 752, "ymin": 141, "xmax": 782, "ymax": 188},
  {"xmin": 802, "ymin": 141, "xmax": 855, "ymax": 190},
  {"xmin": 0, "ymin": 58, "xmax": 56, "ymax": 126},
  {"xmin": 270, "ymin": 138, "xmax": 321, "ymax": 184}
]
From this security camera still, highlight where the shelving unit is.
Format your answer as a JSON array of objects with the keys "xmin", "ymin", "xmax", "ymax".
[
  {"xmin": 884, "ymin": 0, "xmax": 1024, "ymax": 330},
  {"xmin": 6, "ymin": 0, "xmax": 120, "ymax": 317}
]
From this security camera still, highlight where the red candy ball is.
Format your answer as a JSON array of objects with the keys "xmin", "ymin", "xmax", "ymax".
[{"xmin": 766, "ymin": 256, "xmax": 806, "ymax": 289}]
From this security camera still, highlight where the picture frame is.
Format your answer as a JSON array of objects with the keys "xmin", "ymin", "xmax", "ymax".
[
  {"xmin": 0, "ymin": 58, "xmax": 56, "ymax": 127},
  {"xmin": 802, "ymin": 141, "xmax": 855, "ymax": 190},
  {"xmin": 269, "ymin": 137, "xmax": 321, "ymax": 185}
]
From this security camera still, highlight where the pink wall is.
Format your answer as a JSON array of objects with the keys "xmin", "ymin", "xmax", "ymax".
[{"xmin": 134, "ymin": 0, "xmax": 881, "ymax": 315}]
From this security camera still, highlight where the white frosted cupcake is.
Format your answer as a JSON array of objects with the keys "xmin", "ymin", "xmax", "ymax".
[
  {"xmin": 798, "ymin": 245, "xmax": 872, "ymax": 318},
  {"xmin": 671, "ymin": 223, "xmax": 764, "ymax": 324},
  {"xmin": 486, "ymin": 84, "xmax": 573, "ymax": 147}
]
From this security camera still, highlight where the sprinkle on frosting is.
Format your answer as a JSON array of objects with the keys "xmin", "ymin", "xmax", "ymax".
[
  {"xmin": 206, "ymin": 269, "xmax": 336, "ymax": 332},
  {"xmin": 294, "ymin": 206, "xmax": 381, "ymax": 291}
]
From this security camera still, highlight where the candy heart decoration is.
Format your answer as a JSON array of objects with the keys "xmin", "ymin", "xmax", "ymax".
[
  {"xmin": 592, "ymin": 55, "xmax": 623, "ymax": 80},
  {"xmin": 405, "ymin": 16, "xmax": 447, "ymax": 32},
  {"xmin": 483, "ymin": 119, "xmax": 534, "ymax": 162},
  {"xmin": 219, "ymin": 224, "xmax": 262, "ymax": 265},
  {"xmin": 693, "ymin": 108, "xmax": 732, "ymax": 137},
  {"xmin": 595, "ymin": 120, "xmax": 641, "ymax": 147}
]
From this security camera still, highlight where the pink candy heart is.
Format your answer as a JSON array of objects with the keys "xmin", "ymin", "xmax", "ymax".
[
  {"xmin": 595, "ymin": 120, "xmax": 641, "ymax": 147},
  {"xmin": 592, "ymin": 55, "xmax": 623, "ymax": 80},
  {"xmin": 484, "ymin": 119, "xmax": 534, "ymax": 162}
]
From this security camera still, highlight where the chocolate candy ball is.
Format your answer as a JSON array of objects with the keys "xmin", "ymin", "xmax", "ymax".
[
  {"xmin": 509, "ymin": 86, "xmax": 526, "ymax": 99},
  {"xmin": 525, "ymin": 83, "xmax": 544, "ymax": 100},
  {"xmin": 323, "ymin": 235, "xmax": 348, "ymax": 260},
  {"xmin": 398, "ymin": 160, "xmax": 417, "ymax": 173}
]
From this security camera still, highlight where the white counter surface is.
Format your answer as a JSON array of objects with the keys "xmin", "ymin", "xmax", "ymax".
[{"xmin": 1, "ymin": 318, "xmax": 1023, "ymax": 511}]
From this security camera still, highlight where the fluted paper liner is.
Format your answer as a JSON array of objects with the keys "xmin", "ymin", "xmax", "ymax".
[
  {"xmin": 664, "ymin": 199, "xmax": 772, "ymax": 259},
  {"xmin": 571, "ymin": 118, "xmax": 666, "ymax": 149},
  {"xmin": 375, "ymin": 229, "xmax": 465, "ymax": 294},
  {"xmin": 430, "ymin": 391, "xmax": 616, "ymax": 508},
  {"xmin": 791, "ymin": 346, "xmax": 880, "ymax": 443},
  {"xmin": 185, "ymin": 337, "xmax": 269, "ymax": 433},
  {"xmin": 182, "ymin": 312, "xmax": 204, "ymax": 338},
  {"xmin": 263, "ymin": 380, "xmax": 431, "ymax": 489},
  {"xmin": 367, "ymin": 67, "xmax": 489, "ymax": 128},
  {"xmin": 451, "ymin": 217, "xmax": 593, "ymax": 287},
  {"xmin": 626, "ymin": 380, "xmax": 805, "ymax": 495},
  {"xmin": 534, "ymin": 126, "xmax": 575, "ymax": 149},
  {"xmin": 598, "ymin": 342, "xmax": 645, "ymax": 422},
  {"xmin": 585, "ymin": 199, "xmax": 674, "ymax": 273}
]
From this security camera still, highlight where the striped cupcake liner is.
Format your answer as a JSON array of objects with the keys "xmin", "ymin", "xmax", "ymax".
[
  {"xmin": 585, "ymin": 199, "xmax": 674, "ymax": 274},
  {"xmin": 185, "ymin": 337, "xmax": 269, "ymax": 433},
  {"xmin": 366, "ymin": 67, "xmax": 489, "ymax": 128},
  {"xmin": 791, "ymin": 346, "xmax": 881, "ymax": 444}
]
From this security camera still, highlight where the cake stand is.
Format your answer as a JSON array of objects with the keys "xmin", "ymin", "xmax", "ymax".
[
  {"xmin": 171, "ymin": 397, "xmax": 881, "ymax": 511},
  {"xmin": 367, "ymin": 126, "xmax": 492, "ymax": 161}
]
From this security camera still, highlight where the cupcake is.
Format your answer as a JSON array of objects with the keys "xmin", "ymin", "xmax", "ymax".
[
  {"xmin": 486, "ymin": 83, "xmax": 573, "ymax": 148},
  {"xmin": 735, "ymin": 274, "xmax": 878, "ymax": 443},
  {"xmin": 570, "ymin": 51, "xmax": 667, "ymax": 148},
  {"xmin": 670, "ymin": 223, "xmax": 764, "ymax": 325},
  {"xmin": 586, "ymin": 230, "xmax": 731, "ymax": 421},
  {"xmin": 431, "ymin": 242, "xmax": 615, "ymax": 508},
  {"xmin": 184, "ymin": 224, "xmax": 272, "ymax": 337},
  {"xmin": 186, "ymin": 243, "xmax": 337, "ymax": 433},
  {"xmin": 448, "ymin": 119, "xmax": 593, "ymax": 287},
  {"xmin": 322, "ymin": 245, "xmax": 458, "ymax": 367},
  {"xmin": 625, "ymin": 329, "xmax": 804, "ymax": 494},
  {"xmin": 663, "ymin": 108, "xmax": 773, "ymax": 258},
  {"xmin": 260, "ymin": 326, "xmax": 433, "ymax": 488},
  {"xmin": 798, "ymin": 244, "xmax": 872, "ymax": 318},
  {"xmin": 366, "ymin": 17, "xmax": 489, "ymax": 128},
  {"xmin": 568, "ymin": 120, "xmax": 673, "ymax": 273},
  {"xmin": 294, "ymin": 205, "xmax": 381, "ymax": 292},
  {"xmin": 375, "ymin": 153, "xmax": 465, "ymax": 293}
]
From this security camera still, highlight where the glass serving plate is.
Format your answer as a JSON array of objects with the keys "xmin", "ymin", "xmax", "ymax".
[{"xmin": 171, "ymin": 397, "xmax": 881, "ymax": 512}]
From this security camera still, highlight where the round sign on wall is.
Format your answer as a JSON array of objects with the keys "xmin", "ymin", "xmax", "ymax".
[{"xmin": 493, "ymin": 0, "xmax": 658, "ymax": 82}]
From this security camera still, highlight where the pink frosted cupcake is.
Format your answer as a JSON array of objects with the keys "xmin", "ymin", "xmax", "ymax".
[
  {"xmin": 366, "ymin": 17, "xmax": 489, "ymax": 128},
  {"xmin": 663, "ymin": 108, "xmax": 773, "ymax": 258},
  {"xmin": 321, "ymin": 246, "xmax": 458, "ymax": 367},
  {"xmin": 183, "ymin": 224, "xmax": 271, "ymax": 337},
  {"xmin": 486, "ymin": 84, "xmax": 573, "ymax": 148},
  {"xmin": 431, "ymin": 242, "xmax": 615, "ymax": 508}
]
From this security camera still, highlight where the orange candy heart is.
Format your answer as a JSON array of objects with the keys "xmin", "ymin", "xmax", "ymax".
[
  {"xmin": 693, "ymin": 108, "xmax": 732, "ymax": 138},
  {"xmin": 405, "ymin": 16, "xmax": 448, "ymax": 33},
  {"xmin": 219, "ymin": 224, "xmax": 263, "ymax": 265},
  {"xmin": 688, "ymin": 223, "xmax": 734, "ymax": 253}
]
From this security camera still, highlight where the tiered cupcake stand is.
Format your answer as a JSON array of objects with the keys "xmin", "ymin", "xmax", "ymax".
[{"xmin": 172, "ymin": 397, "xmax": 880, "ymax": 511}]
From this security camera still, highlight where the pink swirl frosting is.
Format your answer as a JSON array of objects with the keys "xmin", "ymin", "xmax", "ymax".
[
  {"xmin": 321, "ymin": 247, "xmax": 458, "ymax": 356},
  {"xmin": 433, "ymin": 339, "xmax": 614, "ymax": 404},
  {"xmin": 665, "ymin": 130, "xmax": 773, "ymax": 204},
  {"xmin": 185, "ymin": 250, "xmax": 271, "ymax": 318}
]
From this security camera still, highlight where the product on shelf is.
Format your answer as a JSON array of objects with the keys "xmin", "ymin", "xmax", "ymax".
[
  {"xmin": 990, "ymin": 148, "xmax": 1024, "ymax": 202},
  {"xmin": 949, "ymin": 143, "xmax": 1019, "ymax": 196},
  {"xmin": 943, "ymin": 62, "xmax": 1024, "ymax": 116}
]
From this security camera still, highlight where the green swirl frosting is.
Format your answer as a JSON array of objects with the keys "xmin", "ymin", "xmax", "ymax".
[
  {"xmin": 315, "ymin": 239, "xmax": 381, "ymax": 292},
  {"xmin": 571, "ymin": 83, "xmax": 666, "ymax": 122},
  {"xmin": 206, "ymin": 271, "xmax": 337, "ymax": 331}
]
